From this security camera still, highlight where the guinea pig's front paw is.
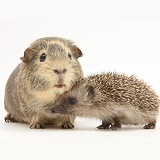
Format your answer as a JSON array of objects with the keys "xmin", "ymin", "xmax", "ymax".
[
  {"xmin": 60, "ymin": 122, "xmax": 74, "ymax": 129},
  {"xmin": 30, "ymin": 123, "xmax": 45, "ymax": 129},
  {"xmin": 4, "ymin": 113, "xmax": 15, "ymax": 123}
]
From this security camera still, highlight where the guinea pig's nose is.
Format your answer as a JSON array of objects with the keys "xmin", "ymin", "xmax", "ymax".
[{"xmin": 53, "ymin": 69, "xmax": 67, "ymax": 74}]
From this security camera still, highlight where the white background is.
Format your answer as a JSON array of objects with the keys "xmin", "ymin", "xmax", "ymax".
[{"xmin": 0, "ymin": 0, "xmax": 160, "ymax": 160}]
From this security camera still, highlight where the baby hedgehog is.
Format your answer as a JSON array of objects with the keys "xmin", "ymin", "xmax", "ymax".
[{"xmin": 51, "ymin": 72, "xmax": 159, "ymax": 130}]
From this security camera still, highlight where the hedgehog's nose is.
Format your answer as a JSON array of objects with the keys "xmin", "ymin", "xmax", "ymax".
[
  {"xmin": 51, "ymin": 107, "xmax": 56, "ymax": 113},
  {"xmin": 54, "ymin": 69, "xmax": 67, "ymax": 74}
]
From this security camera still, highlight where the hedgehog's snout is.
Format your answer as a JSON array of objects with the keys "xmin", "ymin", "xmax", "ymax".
[
  {"xmin": 51, "ymin": 107, "xmax": 55, "ymax": 113},
  {"xmin": 51, "ymin": 107, "xmax": 59, "ymax": 113}
]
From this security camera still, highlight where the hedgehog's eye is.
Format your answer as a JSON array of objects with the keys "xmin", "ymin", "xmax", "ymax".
[
  {"xmin": 68, "ymin": 97, "xmax": 77, "ymax": 105},
  {"xmin": 40, "ymin": 53, "xmax": 46, "ymax": 62},
  {"xmin": 68, "ymin": 52, "xmax": 72, "ymax": 60}
]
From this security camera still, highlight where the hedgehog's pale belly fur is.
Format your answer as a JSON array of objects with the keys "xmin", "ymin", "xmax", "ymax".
[
  {"xmin": 4, "ymin": 37, "xmax": 83, "ymax": 129},
  {"xmin": 82, "ymin": 102, "xmax": 158, "ymax": 125}
]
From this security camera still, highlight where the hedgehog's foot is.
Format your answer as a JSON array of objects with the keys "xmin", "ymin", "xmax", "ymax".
[
  {"xmin": 4, "ymin": 113, "xmax": 15, "ymax": 123},
  {"xmin": 110, "ymin": 123, "xmax": 122, "ymax": 130},
  {"xmin": 143, "ymin": 122, "xmax": 156, "ymax": 129},
  {"xmin": 110, "ymin": 117, "xmax": 122, "ymax": 130},
  {"xmin": 97, "ymin": 121, "xmax": 111, "ymax": 129},
  {"xmin": 61, "ymin": 122, "xmax": 74, "ymax": 129}
]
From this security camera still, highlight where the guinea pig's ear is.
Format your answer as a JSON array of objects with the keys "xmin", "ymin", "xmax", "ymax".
[
  {"xmin": 72, "ymin": 46, "xmax": 83, "ymax": 59},
  {"xmin": 20, "ymin": 48, "xmax": 34, "ymax": 63},
  {"xmin": 86, "ymin": 85, "xmax": 95, "ymax": 99}
]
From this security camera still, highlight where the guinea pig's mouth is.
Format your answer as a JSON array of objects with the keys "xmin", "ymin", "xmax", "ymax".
[{"xmin": 54, "ymin": 84, "xmax": 65, "ymax": 88}]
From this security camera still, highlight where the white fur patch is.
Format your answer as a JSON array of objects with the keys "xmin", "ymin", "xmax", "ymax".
[{"xmin": 34, "ymin": 87, "xmax": 68, "ymax": 102}]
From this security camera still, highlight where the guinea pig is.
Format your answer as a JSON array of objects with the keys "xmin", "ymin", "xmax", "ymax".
[{"xmin": 4, "ymin": 37, "xmax": 83, "ymax": 129}]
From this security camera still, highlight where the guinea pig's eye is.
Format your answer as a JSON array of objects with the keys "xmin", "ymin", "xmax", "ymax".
[
  {"xmin": 68, "ymin": 52, "xmax": 72, "ymax": 60},
  {"xmin": 40, "ymin": 53, "xmax": 46, "ymax": 62},
  {"xmin": 68, "ymin": 97, "xmax": 77, "ymax": 105}
]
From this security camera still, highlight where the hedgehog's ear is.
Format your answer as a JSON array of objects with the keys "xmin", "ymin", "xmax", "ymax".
[
  {"xmin": 86, "ymin": 85, "xmax": 95, "ymax": 99},
  {"xmin": 72, "ymin": 46, "xmax": 83, "ymax": 59},
  {"xmin": 20, "ymin": 48, "xmax": 34, "ymax": 63}
]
